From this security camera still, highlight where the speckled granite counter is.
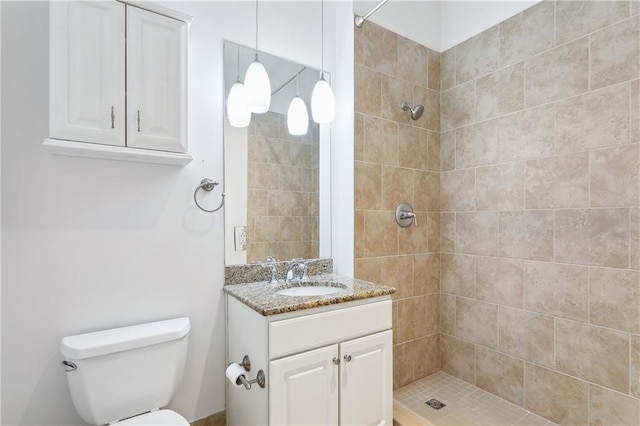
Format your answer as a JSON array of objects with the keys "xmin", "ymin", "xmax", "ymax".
[
  {"xmin": 224, "ymin": 273, "xmax": 395, "ymax": 316},
  {"xmin": 225, "ymin": 258, "xmax": 333, "ymax": 285}
]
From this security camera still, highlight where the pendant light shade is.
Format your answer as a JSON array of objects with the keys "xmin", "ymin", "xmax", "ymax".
[
  {"xmin": 313, "ymin": 0, "xmax": 335, "ymax": 124},
  {"xmin": 244, "ymin": 60, "xmax": 271, "ymax": 113},
  {"xmin": 245, "ymin": 0, "xmax": 270, "ymax": 114},
  {"xmin": 287, "ymin": 96, "xmax": 309, "ymax": 135},
  {"xmin": 227, "ymin": 82, "xmax": 251, "ymax": 128},
  {"xmin": 311, "ymin": 77, "xmax": 335, "ymax": 124}
]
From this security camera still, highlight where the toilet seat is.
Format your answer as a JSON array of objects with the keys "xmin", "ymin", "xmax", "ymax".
[{"xmin": 116, "ymin": 409, "xmax": 189, "ymax": 425}]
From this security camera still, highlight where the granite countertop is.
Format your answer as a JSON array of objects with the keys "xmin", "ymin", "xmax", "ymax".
[{"xmin": 223, "ymin": 273, "xmax": 396, "ymax": 316}]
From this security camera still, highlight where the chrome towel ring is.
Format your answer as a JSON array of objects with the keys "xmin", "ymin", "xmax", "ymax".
[{"xmin": 194, "ymin": 178, "xmax": 225, "ymax": 213}]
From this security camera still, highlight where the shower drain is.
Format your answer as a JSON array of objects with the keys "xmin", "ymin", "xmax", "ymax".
[{"xmin": 425, "ymin": 398, "xmax": 446, "ymax": 410}]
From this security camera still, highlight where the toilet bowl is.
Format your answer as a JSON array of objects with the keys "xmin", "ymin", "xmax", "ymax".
[{"xmin": 60, "ymin": 317, "xmax": 191, "ymax": 426}]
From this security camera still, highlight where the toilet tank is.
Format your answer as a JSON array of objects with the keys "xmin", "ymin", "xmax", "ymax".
[{"xmin": 61, "ymin": 317, "xmax": 190, "ymax": 426}]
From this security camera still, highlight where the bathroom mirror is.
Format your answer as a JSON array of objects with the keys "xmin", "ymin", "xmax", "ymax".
[{"xmin": 223, "ymin": 41, "xmax": 331, "ymax": 266}]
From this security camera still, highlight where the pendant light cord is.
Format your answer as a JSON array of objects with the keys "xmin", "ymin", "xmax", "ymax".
[
  {"xmin": 320, "ymin": 0, "xmax": 324, "ymax": 79},
  {"xmin": 236, "ymin": 45, "xmax": 241, "ymax": 82},
  {"xmin": 255, "ymin": 0, "xmax": 259, "ymax": 61}
]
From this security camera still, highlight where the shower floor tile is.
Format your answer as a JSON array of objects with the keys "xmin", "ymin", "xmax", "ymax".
[{"xmin": 394, "ymin": 371, "xmax": 557, "ymax": 426}]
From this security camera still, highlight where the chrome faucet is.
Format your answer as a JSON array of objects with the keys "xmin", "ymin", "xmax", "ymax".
[{"xmin": 285, "ymin": 259, "xmax": 309, "ymax": 284}]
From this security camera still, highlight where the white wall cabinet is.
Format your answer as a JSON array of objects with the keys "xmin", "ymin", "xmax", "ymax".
[
  {"xmin": 49, "ymin": 1, "xmax": 126, "ymax": 147},
  {"xmin": 126, "ymin": 6, "xmax": 187, "ymax": 153},
  {"xmin": 226, "ymin": 296, "xmax": 393, "ymax": 425},
  {"xmin": 46, "ymin": 0, "xmax": 192, "ymax": 166}
]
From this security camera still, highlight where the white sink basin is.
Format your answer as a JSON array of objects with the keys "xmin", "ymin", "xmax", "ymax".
[{"xmin": 276, "ymin": 283, "xmax": 346, "ymax": 297}]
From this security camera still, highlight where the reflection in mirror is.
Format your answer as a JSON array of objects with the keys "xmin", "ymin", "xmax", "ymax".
[{"xmin": 223, "ymin": 41, "xmax": 331, "ymax": 266}]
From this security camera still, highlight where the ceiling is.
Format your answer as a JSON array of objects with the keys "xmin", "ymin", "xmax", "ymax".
[{"xmin": 352, "ymin": 0, "xmax": 542, "ymax": 52}]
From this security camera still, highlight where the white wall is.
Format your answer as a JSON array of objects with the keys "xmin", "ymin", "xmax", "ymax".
[
  {"xmin": 353, "ymin": 0, "xmax": 441, "ymax": 50},
  {"xmin": 353, "ymin": 0, "xmax": 541, "ymax": 52},
  {"xmin": 223, "ymin": 122, "xmax": 248, "ymax": 267},
  {"xmin": 0, "ymin": 1, "xmax": 3, "ymax": 421},
  {"xmin": 439, "ymin": 0, "xmax": 542, "ymax": 50},
  {"xmin": 1, "ymin": 1, "xmax": 345, "ymax": 425},
  {"xmin": 331, "ymin": 0, "xmax": 354, "ymax": 276}
]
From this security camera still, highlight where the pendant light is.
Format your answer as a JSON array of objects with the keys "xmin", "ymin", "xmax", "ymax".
[
  {"xmin": 227, "ymin": 46, "xmax": 251, "ymax": 127},
  {"xmin": 287, "ymin": 74, "xmax": 309, "ymax": 135},
  {"xmin": 244, "ymin": 0, "xmax": 271, "ymax": 113},
  {"xmin": 311, "ymin": 0, "xmax": 335, "ymax": 124}
]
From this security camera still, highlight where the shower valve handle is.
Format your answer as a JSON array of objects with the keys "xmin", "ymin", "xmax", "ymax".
[{"xmin": 395, "ymin": 202, "xmax": 417, "ymax": 228}]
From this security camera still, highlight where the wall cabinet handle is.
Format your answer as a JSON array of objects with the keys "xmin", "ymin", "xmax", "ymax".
[
  {"xmin": 137, "ymin": 110, "xmax": 141, "ymax": 132},
  {"xmin": 332, "ymin": 357, "xmax": 340, "ymax": 365},
  {"xmin": 344, "ymin": 354, "xmax": 352, "ymax": 362},
  {"xmin": 111, "ymin": 106, "xmax": 115, "ymax": 129}
]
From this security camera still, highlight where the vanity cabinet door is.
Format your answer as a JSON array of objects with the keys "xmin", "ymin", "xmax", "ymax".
[
  {"xmin": 49, "ymin": 0, "xmax": 125, "ymax": 146},
  {"xmin": 126, "ymin": 6, "xmax": 188, "ymax": 153},
  {"xmin": 340, "ymin": 330, "xmax": 393, "ymax": 426},
  {"xmin": 269, "ymin": 344, "xmax": 339, "ymax": 426}
]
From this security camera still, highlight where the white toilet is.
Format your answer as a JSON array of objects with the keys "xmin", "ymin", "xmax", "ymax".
[{"xmin": 60, "ymin": 317, "xmax": 191, "ymax": 426}]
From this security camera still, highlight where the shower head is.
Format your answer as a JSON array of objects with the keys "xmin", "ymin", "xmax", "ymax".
[{"xmin": 401, "ymin": 101, "xmax": 424, "ymax": 120}]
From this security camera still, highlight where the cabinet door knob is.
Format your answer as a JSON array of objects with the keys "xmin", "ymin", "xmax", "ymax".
[
  {"xmin": 332, "ymin": 357, "xmax": 340, "ymax": 365},
  {"xmin": 344, "ymin": 354, "xmax": 352, "ymax": 362}
]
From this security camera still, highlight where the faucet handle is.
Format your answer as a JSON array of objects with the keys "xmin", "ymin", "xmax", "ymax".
[
  {"xmin": 300, "ymin": 261, "xmax": 310, "ymax": 281},
  {"xmin": 265, "ymin": 256, "xmax": 278, "ymax": 263},
  {"xmin": 395, "ymin": 202, "xmax": 418, "ymax": 228},
  {"xmin": 262, "ymin": 263, "xmax": 278, "ymax": 285},
  {"xmin": 409, "ymin": 211, "xmax": 418, "ymax": 227}
]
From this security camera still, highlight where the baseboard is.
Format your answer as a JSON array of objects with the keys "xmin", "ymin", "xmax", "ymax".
[
  {"xmin": 190, "ymin": 410, "xmax": 226, "ymax": 426},
  {"xmin": 191, "ymin": 403, "xmax": 431, "ymax": 426}
]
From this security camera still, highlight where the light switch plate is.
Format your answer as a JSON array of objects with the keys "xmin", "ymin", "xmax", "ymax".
[{"xmin": 234, "ymin": 226, "xmax": 247, "ymax": 251}]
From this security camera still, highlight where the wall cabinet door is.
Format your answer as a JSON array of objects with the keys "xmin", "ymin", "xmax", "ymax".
[
  {"xmin": 126, "ymin": 6, "xmax": 188, "ymax": 153},
  {"xmin": 49, "ymin": 1, "xmax": 125, "ymax": 146},
  {"xmin": 269, "ymin": 344, "xmax": 339, "ymax": 426},
  {"xmin": 340, "ymin": 330, "xmax": 393, "ymax": 426}
]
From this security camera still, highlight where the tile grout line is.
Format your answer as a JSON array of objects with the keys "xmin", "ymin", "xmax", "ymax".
[
  {"xmin": 587, "ymin": 267, "xmax": 591, "ymax": 327},
  {"xmin": 588, "ymin": 32, "xmax": 591, "ymax": 92},
  {"xmin": 553, "ymin": 316, "xmax": 558, "ymax": 374},
  {"xmin": 587, "ymin": 382, "xmax": 591, "ymax": 425},
  {"xmin": 628, "ymin": 332, "xmax": 633, "ymax": 397},
  {"xmin": 630, "ymin": 208, "xmax": 632, "ymax": 275}
]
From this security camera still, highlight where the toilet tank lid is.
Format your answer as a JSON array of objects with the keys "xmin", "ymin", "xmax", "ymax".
[{"xmin": 61, "ymin": 317, "xmax": 190, "ymax": 360}]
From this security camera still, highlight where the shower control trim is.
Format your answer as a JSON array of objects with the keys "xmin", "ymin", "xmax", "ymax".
[{"xmin": 395, "ymin": 202, "xmax": 417, "ymax": 227}]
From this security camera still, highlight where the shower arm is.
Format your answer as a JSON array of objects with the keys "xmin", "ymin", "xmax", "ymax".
[{"xmin": 355, "ymin": 0, "xmax": 389, "ymax": 28}]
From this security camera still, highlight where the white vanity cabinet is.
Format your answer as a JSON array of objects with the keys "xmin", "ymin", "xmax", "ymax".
[
  {"xmin": 226, "ymin": 296, "xmax": 393, "ymax": 426},
  {"xmin": 47, "ymin": 0, "xmax": 191, "ymax": 165},
  {"xmin": 269, "ymin": 344, "xmax": 339, "ymax": 425},
  {"xmin": 270, "ymin": 330, "xmax": 392, "ymax": 425}
]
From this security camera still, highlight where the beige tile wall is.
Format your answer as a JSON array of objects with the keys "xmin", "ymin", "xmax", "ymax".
[
  {"xmin": 246, "ymin": 112, "xmax": 319, "ymax": 262},
  {"xmin": 355, "ymin": 2, "xmax": 639, "ymax": 424},
  {"xmin": 354, "ymin": 20, "xmax": 442, "ymax": 389},
  {"xmin": 440, "ymin": 2, "xmax": 640, "ymax": 425}
]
